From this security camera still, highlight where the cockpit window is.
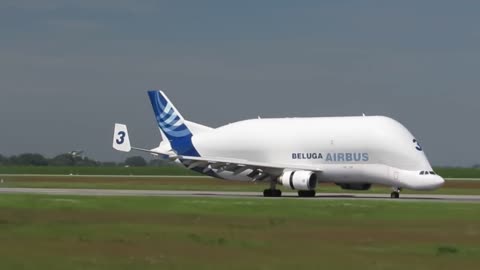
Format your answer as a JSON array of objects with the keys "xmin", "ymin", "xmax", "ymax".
[{"xmin": 419, "ymin": 171, "xmax": 436, "ymax": 175}]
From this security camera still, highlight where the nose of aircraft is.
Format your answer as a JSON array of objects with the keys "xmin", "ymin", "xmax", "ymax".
[
  {"xmin": 400, "ymin": 171, "xmax": 446, "ymax": 190},
  {"xmin": 429, "ymin": 175, "xmax": 445, "ymax": 189}
]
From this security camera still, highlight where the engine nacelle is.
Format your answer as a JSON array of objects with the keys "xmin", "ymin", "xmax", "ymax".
[
  {"xmin": 336, "ymin": 183, "xmax": 372, "ymax": 191},
  {"xmin": 279, "ymin": 170, "xmax": 317, "ymax": 191}
]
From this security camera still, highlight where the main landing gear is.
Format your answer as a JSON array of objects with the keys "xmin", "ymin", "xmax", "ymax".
[
  {"xmin": 298, "ymin": 190, "xmax": 316, "ymax": 197},
  {"xmin": 263, "ymin": 180, "xmax": 282, "ymax": 197},
  {"xmin": 262, "ymin": 180, "xmax": 316, "ymax": 198},
  {"xmin": 263, "ymin": 189, "xmax": 282, "ymax": 197},
  {"xmin": 263, "ymin": 189, "xmax": 316, "ymax": 197},
  {"xmin": 390, "ymin": 187, "xmax": 401, "ymax": 199}
]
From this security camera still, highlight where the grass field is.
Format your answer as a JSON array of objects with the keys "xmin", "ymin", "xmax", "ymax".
[
  {"xmin": 0, "ymin": 166, "xmax": 200, "ymax": 176},
  {"xmin": 1, "ymin": 166, "xmax": 480, "ymax": 178},
  {"xmin": 1, "ymin": 175, "xmax": 480, "ymax": 195},
  {"xmin": 0, "ymin": 194, "xmax": 479, "ymax": 269},
  {"xmin": 1, "ymin": 166, "xmax": 480, "ymax": 196}
]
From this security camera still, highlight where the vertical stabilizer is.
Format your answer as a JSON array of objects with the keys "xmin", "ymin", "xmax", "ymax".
[{"xmin": 147, "ymin": 90, "xmax": 200, "ymax": 156}]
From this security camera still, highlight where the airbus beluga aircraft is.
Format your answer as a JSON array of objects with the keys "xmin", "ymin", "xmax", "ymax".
[{"xmin": 113, "ymin": 90, "xmax": 444, "ymax": 198}]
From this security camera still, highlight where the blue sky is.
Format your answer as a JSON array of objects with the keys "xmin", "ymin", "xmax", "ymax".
[{"xmin": 1, "ymin": 1, "xmax": 479, "ymax": 166}]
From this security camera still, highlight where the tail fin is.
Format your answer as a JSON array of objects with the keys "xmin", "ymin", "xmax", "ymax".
[{"xmin": 148, "ymin": 90, "xmax": 201, "ymax": 157}]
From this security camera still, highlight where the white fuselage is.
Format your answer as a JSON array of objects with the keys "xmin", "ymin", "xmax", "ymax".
[{"xmin": 190, "ymin": 116, "xmax": 444, "ymax": 190}]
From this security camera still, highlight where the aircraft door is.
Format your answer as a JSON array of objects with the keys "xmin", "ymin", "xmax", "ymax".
[{"xmin": 393, "ymin": 171, "xmax": 399, "ymax": 181}]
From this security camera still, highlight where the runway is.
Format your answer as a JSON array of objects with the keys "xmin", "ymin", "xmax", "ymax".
[{"xmin": 1, "ymin": 188, "xmax": 479, "ymax": 203}]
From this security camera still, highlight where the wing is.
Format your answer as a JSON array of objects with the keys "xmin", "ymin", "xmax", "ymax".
[
  {"xmin": 176, "ymin": 155, "xmax": 323, "ymax": 182},
  {"xmin": 112, "ymin": 123, "xmax": 322, "ymax": 181}
]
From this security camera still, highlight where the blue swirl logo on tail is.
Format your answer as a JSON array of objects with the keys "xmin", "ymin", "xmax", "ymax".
[{"xmin": 148, "ymin": 90, "xmax": 200, "ymax": 156}]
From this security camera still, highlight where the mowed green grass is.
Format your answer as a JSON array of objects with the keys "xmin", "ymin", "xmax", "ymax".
[
  {"xmin": 0, "ymin": 195, "xmax": 479, "ymax": 270},
  {"xmin": 0, "ymin": 166, "xmax": 200, "ymax": 176},
  {"xmin": 435, "ymin": 167, "xmax": 480, "ymax": 178}
]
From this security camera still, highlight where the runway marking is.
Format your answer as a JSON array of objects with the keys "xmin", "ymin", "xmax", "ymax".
[{"xmin": 0, "ymin": 188, "xmax": 479, "ymax": 203}]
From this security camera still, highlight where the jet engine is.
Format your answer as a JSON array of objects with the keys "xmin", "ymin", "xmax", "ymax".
[{"xmin": 279, "ymin": 170, "xmax": 317, "ymax": 190}]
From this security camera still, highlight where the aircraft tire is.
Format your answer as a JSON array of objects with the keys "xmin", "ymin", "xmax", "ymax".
[
  {"xmin": 264, "ymin": 189, "xmax": 282, "ymax": 197},
  {"xmin": 390, "ymin": 191, "xmax": 400, "ymax": 199},
  {"xmin": 298, "ymin": 190, "xmax": 316, "ymax": 197}
]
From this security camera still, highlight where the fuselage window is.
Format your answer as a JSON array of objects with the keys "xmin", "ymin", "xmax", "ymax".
[{"xmin": 429, "ymin": 171, "xmax": 435, "ymax": 175}]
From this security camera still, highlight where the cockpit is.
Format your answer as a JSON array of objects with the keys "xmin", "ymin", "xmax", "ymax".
[{"xmin": 419, "ymin": 171, "xmax": 436, "ymax": 175}]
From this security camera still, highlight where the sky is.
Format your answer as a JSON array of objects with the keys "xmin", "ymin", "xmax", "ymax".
[{"xmin": 0, "ymin": 1, "xmax": 479, "ymax": 166}]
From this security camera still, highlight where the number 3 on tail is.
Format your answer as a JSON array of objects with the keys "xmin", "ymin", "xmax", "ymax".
[{"xmin": 116, "ymin": 131, "xmax": 126, "ymax": 145}]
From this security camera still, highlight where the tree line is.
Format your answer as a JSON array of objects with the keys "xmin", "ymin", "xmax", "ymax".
[{"xmin": 0, "ymin": 153, "xmax": 169, "ymax": 167}]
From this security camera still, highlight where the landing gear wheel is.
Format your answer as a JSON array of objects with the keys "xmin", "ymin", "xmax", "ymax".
[
  {"xmin": 298, "ymin": 190, "xmax": 316, "ymax": 198},
  {"xmin": 263, "ymin": 189, "xmax": 282, "ymax": 197},
  {"xmin": 390, "ymin": 191, "xmax": 400, "ymax": 199},
  {"xmin": 390, "ymin": 187, "xmax": 401, "ymax": 199}
]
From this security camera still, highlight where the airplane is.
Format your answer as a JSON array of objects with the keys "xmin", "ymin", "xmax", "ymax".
[
  {"xmin": 113, "ymin": 90, "xmax": 445, "ymax": 198},
  {"xmin": 69, "ymin": 150, "xmax": 84, "ymax": 158}
]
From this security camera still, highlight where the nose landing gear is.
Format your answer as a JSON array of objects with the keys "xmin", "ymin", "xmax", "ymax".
[{"xmin": 390, "ymin": 187, "xmax": 401, "ymax": 199}]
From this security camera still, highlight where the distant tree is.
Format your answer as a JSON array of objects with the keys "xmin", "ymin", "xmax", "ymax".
[
  {"xmin": 125, "ymin": 156, "xmax": 147, "ymax": 167},
  {"xmin": 75, "ymin": 157, "xmax": 98, "ymax": 167},
  {"xmin": 100, "ymin": 161, "xmax": 117, "ymax": 167},
  {"xmin": 148, "ymin": 159, "xmax": 170, "ymax": 167},
  {"xmin": 49, "ymin": 154, "xmax": 75, "ymax": 166},
  {"xmin": 49, "ymin": 153, "xmax": 98, "ymax": 167},
  {"xmin": 473, "ymin": 164, "xmax": 480, "ymax": 169},
  {"xmin": 8, "ymin": 155, "xmax": 18, "ymax": 165},
  {"xmin": 11, "ymin": 153, "xmax": 48, "ymax": 166},
  {"xmin": 0, "ymin": 154, "xmax": 5, "ymax": 165}
]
